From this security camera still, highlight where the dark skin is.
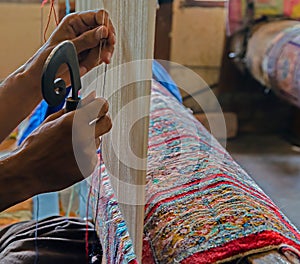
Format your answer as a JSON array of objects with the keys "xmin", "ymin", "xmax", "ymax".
[{"xmin": 0, "ymin": 10, "xmax": 116, "ymax": 212}]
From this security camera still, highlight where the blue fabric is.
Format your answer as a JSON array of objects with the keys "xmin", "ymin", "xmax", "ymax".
[
  {"xmin": 152, "ymin": 60, "xmax": 182, "ymax": 103},
  {"xmin": 18, "ymin": 101, "xmax": 47, "ymax": 145},
  {"xmin": 33, "ymin": 193, "xmax": 59, "ymax": 220}
]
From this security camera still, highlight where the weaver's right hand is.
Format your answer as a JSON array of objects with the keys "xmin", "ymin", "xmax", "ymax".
[{"xmin": 19, "ymin": 92, "xmax": 112, "ymax": 195}]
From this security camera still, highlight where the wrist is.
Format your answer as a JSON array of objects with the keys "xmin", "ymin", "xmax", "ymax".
[
  {"xmin": 2, "ymin": 44, "xmax": 52, "ymax": 106},
  {"xmin": 0, "ymin": 148, "xmax": 36, "ymax": 211},
  {"xmin": 22, "ymin": 45, "xmax": 54, "ymax": 98}
]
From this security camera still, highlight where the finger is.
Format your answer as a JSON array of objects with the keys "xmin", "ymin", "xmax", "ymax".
[
  {"xmin": 95, "ymin": 9, "xmax": 111, "ymax": 29},
  {"xmin": 100, "ymin": 39, "xmax": 115, "ymax": 64},
  {"xmin": 73, "ymin": 26, "xmax": 108, "ymax": 54},
  {"xmin": 43, "ymin": 109, "xmax": 65, "ymax": 123},
  {"xmin": 94, "ymin": 115, "xmax": 112, "ymax": 138},
  {"xmin": 65, "ymin": 10, "xmax": 109, "ymax": 37},
  {"xmin": 77, "ymin": 33, "xmax": 115, "ymax": 70},
  {"xmin": 100, "ymin": 21, "xmax": 116, "ymax": 64},
  {"xmin": 95, "ymin": 25, "xmax": 109, "ymax": 40},
  {"xmin": 78, "ymin": 45, "xmax": 101, "ymax": 73},
  {"xmin": 79, "ymin": 43, "xmax": 113, "ymax": 73},
  {"xmin": 80, "ymin": 97, "xmax": 109, "ymax": 122},
  {"xmin": 79, "ymin": 91, "xmax": 96, "ymax": 107},
  {"xmin": 106, "ymin": 20, "xmax": 116, "ymax": 44},
  {"xmin": 57, "ymin": 28, "xmax": 108, "ymax": 80}
]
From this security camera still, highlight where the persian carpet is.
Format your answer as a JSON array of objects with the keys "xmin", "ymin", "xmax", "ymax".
[{"xmin": 90, "ymin": 81, "xmax": 300, "ymax": 263}]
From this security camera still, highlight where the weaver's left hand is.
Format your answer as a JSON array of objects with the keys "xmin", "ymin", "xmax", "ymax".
[
  {"xmin": 48, "ymin": 9, "xmax": 116, "ymax": 81},
  {"xmin": 24, "ymin": 9, "xmax": 116, "ymax": 94},
  {"xmin": 0, "ymin": 9, "xmax": 115, "ymax": 143}
]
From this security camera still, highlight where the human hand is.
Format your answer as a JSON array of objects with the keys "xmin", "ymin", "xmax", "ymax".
[
  {"xmin": 47, "ymin": 9, "xmax": 116, "ymax": 81},
  {"xmin": 25, "ymin": 9, "xmax": 115, "ymax": 95},
  {"xmin": 0, "ymin": 10, "xmax": 115, "ymax": 158},
  {"xmin": 18, "ymin": 92, "xmax": 111, "ymax": 194}
]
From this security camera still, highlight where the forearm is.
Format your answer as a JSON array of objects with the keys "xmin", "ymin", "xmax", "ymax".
[
  {"xmin": 0, "ymin": 46, "xmax": 52, "ymax": 142},
  {"xmin": 0, "ymin": 148, "xmax": 36, "ymax": 212}
]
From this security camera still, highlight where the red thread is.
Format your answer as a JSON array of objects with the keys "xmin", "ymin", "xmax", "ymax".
[
  {"xmin": 41, "ymin": 0, "xmax": 48, "ymax": 7},
  {"xmin": 85, "ymin": 184, "xmax": 93, "ymax": 263},
  {"xmin": 42, "ymin": 0, "xmax": 59, "ymax": 43},
  {"xmin": 52, "ymin": 0, "xmax": 59, "ymax": 26}
]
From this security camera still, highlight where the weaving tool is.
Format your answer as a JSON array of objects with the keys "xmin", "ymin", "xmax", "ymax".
[{"xmin": 42, "ymin": 40, "xmax": 81, "ymax": 112}]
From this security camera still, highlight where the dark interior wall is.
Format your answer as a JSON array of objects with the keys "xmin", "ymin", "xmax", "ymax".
[{"xmin": 154, "ymin": 1, "xmax": 173, "ymax": 60}]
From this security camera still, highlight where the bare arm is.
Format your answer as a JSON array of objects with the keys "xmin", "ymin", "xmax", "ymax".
[
  {"xmin": 0, "ymin": 63, "xmax": 43, "ymax": 142},
  {"xmin": 0, "ymin": 9, "xmax": 115, "ymax": 142},
  {"xmin": 0, "ymin": 146, "xmax": 36, "ymax": 211},
  {"xmin": 0, "ymin": 9, "xmax": 115, "ymax": 211}
]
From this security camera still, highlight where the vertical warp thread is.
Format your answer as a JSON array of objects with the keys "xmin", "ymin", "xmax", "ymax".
[
  {"xmin": 77, "ymin": 1, "xmax": 156, "ymax": 262},
  {"xmin": 85, "ymin": 5, "xmax": 108, "ymax": 261}
]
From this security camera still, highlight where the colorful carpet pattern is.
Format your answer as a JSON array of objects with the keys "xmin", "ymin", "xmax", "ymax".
[
  {"xmin": 90, "ymin": 164, "xmax": 137, "ymax": 264},
  {"xmin": 264, "ymin": 25, "xmax": 300, "ymax": 108},
  {"xmin": 91, "ymin": 81, "xmax": 300, "ymax": 263}
]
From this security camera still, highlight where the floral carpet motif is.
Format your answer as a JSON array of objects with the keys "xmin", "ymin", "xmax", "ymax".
[{"xmin": 91, "ymin": 81, "xmax": 300, "ymax": 263}]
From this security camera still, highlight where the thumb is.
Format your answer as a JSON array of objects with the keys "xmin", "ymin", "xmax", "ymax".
[{"xmin": 43, "ymin": 109, "xmax": 65, "ymax": 123}]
